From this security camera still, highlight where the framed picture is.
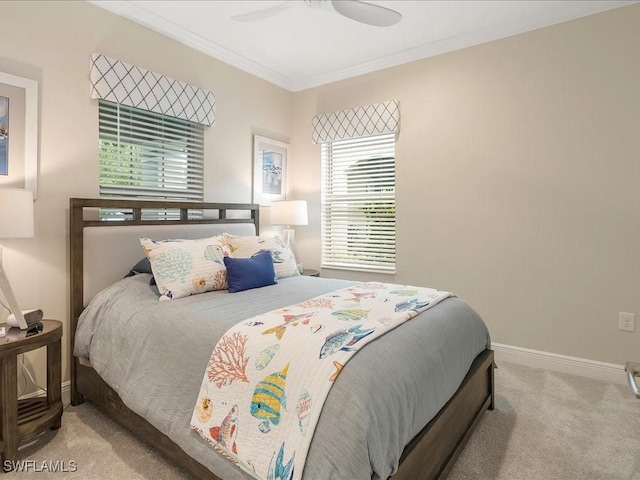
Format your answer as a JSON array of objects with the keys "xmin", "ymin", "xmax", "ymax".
[
  {"xmin": 0, "ymin": 96, "xmax": 7, "ymax": 175},
  {"xmin": 253, "ymin": 135, "xmax": 288, "ymax": 206},
  {"xmin": 0, "ymin": 72, "xmax": 38, "ymax": 198}
]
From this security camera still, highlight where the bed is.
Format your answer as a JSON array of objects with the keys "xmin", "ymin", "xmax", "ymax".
[{"xmin": 69, "ymin": 198, "xmax": 495, "ymax": 480}]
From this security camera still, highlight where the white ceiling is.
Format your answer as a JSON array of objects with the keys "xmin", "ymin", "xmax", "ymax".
[{"xmin": 90, "ymin": 0, "xmax": 635, "ymax": 92}]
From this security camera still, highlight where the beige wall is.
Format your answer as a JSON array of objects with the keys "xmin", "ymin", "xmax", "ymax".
[
  {"xmin": 0, "ymin": 1, "xmax": 292, "ymax": 389},
  {"xmin": 2, "ymin": 1, "xmax": 638, "ymax": 392},
  {"xmin": 290, "ymin": 4, "xmax": 640, "ymax": 365}
]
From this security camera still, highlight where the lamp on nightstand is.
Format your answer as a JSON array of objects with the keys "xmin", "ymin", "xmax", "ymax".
[
  {"xmin": 271, "ymin": 200, "xmax": 308, "ymax": 274},
  {"xmin": 0, "ymin": 188, "xmax": 35, "ymax": 330}
]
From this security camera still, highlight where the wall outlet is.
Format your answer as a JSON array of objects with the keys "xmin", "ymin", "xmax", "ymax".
[{"xmin": 619, "ymin": 312, "xmax": 635, "ymax": 332}]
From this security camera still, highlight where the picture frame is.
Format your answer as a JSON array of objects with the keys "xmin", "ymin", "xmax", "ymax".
[
  {"xmin": 252, "ymin": 135, "xmax": 288, "ymax": 206},
  {"xmin": 0, "ymin": 96, "xmax": 7, "ymax": 175},
  {"xmin": 0, "ymin": 72, "xmax": 38, "ymax": 199}
]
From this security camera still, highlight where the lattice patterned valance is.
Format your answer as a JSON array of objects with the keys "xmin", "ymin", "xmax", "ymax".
[
  {"xmin": 90, "ymin": 54, "xmax": 216, "ymax": 127},
  {"xmin": 311, "ymin": 100, "xmax": 399, "ymax": 143}
]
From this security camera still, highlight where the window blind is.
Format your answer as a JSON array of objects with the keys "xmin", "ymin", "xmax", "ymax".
[
  {"xmin": 321, "ymin": 133, "xmax": 396, "ymax": 273},
  {"xmin": 98, "ymin": 100, "xmax": 204, "ymax": 203}
]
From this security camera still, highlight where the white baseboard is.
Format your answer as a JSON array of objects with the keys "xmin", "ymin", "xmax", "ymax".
[
  {"xmin": 492, "ymin": 343, "xmax": 626, "ymax": 385},
  {"xmin": 62, "ymin": 381, "xmax": 71, "ymax": 406},
  {"xmin": 18, "ymin": 348, "xmax": 626, "ymax": 406},
  {"xmin": 20, "ymin": 381, "xmax": 72, "ymax": 407}
]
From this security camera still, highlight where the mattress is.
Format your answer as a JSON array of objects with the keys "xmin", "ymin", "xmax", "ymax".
[{"xmin": 74, "ymin": 274, "xmax": 490, "ymax": 480}]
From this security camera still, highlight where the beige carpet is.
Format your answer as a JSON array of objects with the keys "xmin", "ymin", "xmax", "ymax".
[
  {"xmin": 449, "ymin": 362, "xmax": 640, "ymax": 480},
  {"xmin": 6, "ymin": 361, "xmax": 640, "ymax": 479}
]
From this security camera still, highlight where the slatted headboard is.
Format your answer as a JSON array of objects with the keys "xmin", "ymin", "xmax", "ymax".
[{"xmin": 69, "ymin": 198, "xmax": 259, "ymax": 402}]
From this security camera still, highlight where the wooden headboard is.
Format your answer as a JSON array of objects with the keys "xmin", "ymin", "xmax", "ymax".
[{"xmin": 69, "ymin": 198, "xmax": 259, "ymax": 401}]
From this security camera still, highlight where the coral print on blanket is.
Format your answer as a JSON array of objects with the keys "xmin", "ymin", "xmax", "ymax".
[{"xmin": 190, "ymin": 282, "xmax": 453, "ymax": 480}]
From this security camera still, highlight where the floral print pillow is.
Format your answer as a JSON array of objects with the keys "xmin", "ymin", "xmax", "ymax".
[
  {"xmin": 140, "ymin": 235, "xmax": 232, "ymax": 300},
  {"xmin": 223, "ymin": 234, "xmax": 300, "ymax": 279}
]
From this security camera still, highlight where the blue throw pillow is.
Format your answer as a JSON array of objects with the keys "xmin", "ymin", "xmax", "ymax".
[
  {"xmin": 125, "ymin": 257, "xmax": 153, "ymax": 277},
  {"xmin": 224, "ymin": 251, "xmax": 277, "ymax": 293},
  {"xmin": 125, "ymin": 257, "xmax": 157, "ymax": 286}
]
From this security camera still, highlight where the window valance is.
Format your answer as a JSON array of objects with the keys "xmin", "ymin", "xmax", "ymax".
[
  {"xmin": 90, "ymin": 54, "xmax": 216, "ymax": 127},
  {"xmin": 311, "ymin": 100, "xmax": 399, "ymax": 144}
]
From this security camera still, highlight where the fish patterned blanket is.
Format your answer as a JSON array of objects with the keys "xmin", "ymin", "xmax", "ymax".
[{"xmin": 190, "ymin": 282, "xmax": 453, "ymax": 480}]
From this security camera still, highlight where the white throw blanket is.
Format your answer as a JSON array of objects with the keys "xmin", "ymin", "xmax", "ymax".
[{"xmin": 190, "ymin": 282, "xmax": 452, "ymax": 480}]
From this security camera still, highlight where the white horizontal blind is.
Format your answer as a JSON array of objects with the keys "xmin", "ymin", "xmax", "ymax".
[
  {"xmin": 321, "ymin": 133, "xmax": 396, "ymax": 273},
  {"xmin": 98, "ymin": 100, "xmax": 204, "ymax": 218}
]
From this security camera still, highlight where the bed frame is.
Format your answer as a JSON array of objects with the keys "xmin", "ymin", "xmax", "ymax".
[{"xmin": 69, "ymin": 197, "xmax": 495, "ymax": 480}]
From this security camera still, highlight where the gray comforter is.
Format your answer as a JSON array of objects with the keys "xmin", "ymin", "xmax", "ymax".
[{"xmin": 74, "ymin": 275, "xmax": 490, "ymax": 480}]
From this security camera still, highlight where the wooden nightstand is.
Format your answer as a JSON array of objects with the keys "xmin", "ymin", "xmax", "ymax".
[
  {"xmin": 302, "ymin": 269, "xmax": 320, "ymax": 277},
  {"xmin": 0, "ymin": 320, "xmax": 63, "ymax": 471}
]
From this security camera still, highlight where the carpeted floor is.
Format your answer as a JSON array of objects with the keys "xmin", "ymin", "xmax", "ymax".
[
  {"xmin": 5, "ymin": 361, "xmax": 640, "ymax": 479},
  {"xmin": 448, "ymin": 362, "xmax": 640, "ymax": 480}
]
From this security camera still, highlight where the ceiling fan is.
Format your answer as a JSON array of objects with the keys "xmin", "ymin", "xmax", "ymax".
[{"xmin": 231, "ymin": 0, "xmax": 402, "ymax": 27}]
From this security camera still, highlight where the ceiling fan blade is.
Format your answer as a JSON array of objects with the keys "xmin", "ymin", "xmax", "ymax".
[
  {"xmin": 331, "ymin": 0, "xmax": 402, "ymax": 27},
  {"xmin": 231, "ymin": 2, "xmax": 293, "ymax": 23}
]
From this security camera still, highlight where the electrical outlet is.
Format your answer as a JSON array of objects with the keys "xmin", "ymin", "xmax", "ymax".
[{"xmin": 619, "ymin": 312, "xmax": 635, "ymax": 332}]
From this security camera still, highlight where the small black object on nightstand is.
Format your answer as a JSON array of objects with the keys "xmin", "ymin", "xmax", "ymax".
[{"xmin": 301, "ymin": 269, "xmax": 320, "ymax": 277}]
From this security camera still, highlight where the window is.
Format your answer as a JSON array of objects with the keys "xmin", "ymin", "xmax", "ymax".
[
  {"xmin": 98, "ymin": 100, "xmax": 204, "ymax": 219},
  {"xmin": 321, "ymin": 133, "xmax": 396, "ymax": 273}
]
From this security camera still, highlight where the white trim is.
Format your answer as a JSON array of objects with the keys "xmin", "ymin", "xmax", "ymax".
[
  {"xmin": 16, "ymin": 350, "xmax": 627, "ymax": 408},
  {"xmin": 88, "ymin": 1, "xmax": 634, "ymax": 92},
  {"xmin": 20, "ymin": 381, "xmax": 72, "ymax": 407},
  {"xmin": 492, "ymin": 342, "xmax": 626, "ymax": 386},
  {"xmin": 15, "ymin": 353, "xmax": 627, "ymax": 411},
  {"xmin": 88, "ymin": 1, "xmax": 296, "ymax": 92},
  {"xmin": 15, "ymin": 348, "xmax": 625, "ymax": 408},
  {"xmin": 294, "ymin": 1, "xmax": 636, "ymax": 91},
  {"xmin": 63, "ymin": 381, "xmax": 70, "ymax": 407}
]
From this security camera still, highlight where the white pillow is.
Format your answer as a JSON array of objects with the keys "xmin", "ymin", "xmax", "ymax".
[
  {"xmin": 140, "ymin": 236, "xmax": 231, "ymax": 300},
  {"xmin": 224, "ymin": 234, "xmax": 299, "ymax": 279}
]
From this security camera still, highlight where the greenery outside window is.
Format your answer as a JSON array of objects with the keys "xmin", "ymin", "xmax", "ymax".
[
  {"xmin": 98, "ymin": 100, "xmax": 204, "ymax": 219},
  {"xmin": 321, "ymin": 132, "xmax": 396, "ymax": 273}
]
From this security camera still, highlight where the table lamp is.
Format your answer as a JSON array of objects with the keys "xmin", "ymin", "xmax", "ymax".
[
  {"xmin": 271, "ymin": 200, "xmax": 308, "ymax": 274},
  {"xmin": 0, "ymin": 187, "xmax": 35, "ymax": 330}
]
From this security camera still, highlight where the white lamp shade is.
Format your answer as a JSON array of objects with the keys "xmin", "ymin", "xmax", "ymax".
[
  {"xmin": 0, "ymin": 188, "xmax": 34, "ymax": 238},
  {"xmin": 271, "ymin": 200, "xmax": 308, "ymax": 226}
]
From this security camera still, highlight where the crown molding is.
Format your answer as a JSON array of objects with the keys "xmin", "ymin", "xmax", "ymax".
[
  {"xmin": 292, "ymin": 0, "xmax": 636, "ymax": 91},
  {"xmin": 90, "ymin": 1, "xmax": 636, "ymax": 93},
  {"xmin": 89, "ymin": 1, "xmax": 296, "ymax": 91}
]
